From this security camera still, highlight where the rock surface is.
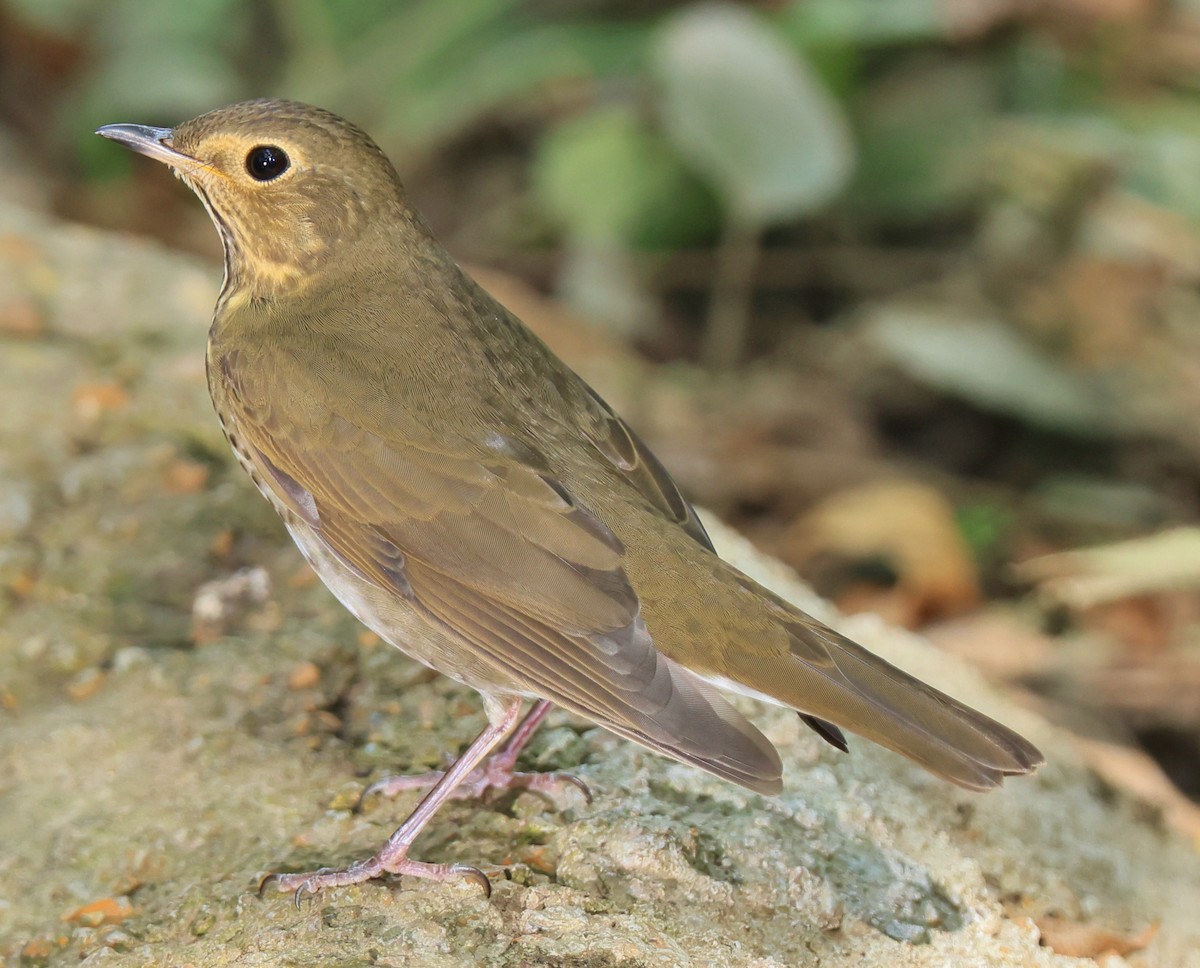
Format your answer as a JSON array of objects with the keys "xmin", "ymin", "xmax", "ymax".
[{"xmin": 1, "ymin": 201, "xmax": 1198, "ymax": 966}]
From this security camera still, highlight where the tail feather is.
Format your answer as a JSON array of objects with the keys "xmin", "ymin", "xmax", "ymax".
[
  {"xmin": 718, "ymin": 615, "xmax": 1042, "ymax": 791},
  {"xmin": 798, "ymin": 714, "xmax": 849, "ymax": 753},
  {"xmin": 792, "ymin": 622, "xmax": 1042, "ymax": 789}
]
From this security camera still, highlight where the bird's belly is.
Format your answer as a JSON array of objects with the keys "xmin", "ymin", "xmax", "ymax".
[{"xmin": 282, "ymin": 519, "xmax": 530, "ymax": 698}]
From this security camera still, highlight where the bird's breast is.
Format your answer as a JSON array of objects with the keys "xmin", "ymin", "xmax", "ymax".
[{"xmin": 204, "ymin": 342, "xmax": 289, "ymax": 521}]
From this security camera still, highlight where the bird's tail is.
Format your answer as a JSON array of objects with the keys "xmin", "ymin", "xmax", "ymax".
[{"xmin": 717, "ymin": 580, "xmax": 1042, "ymax": 790}]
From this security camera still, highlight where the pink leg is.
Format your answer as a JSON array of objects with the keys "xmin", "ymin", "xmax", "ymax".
[
  {"xmin": 263, "ymin": 696, "xmax": 526, "ymax": 901},
  {"xmin": 358, "ymin": 699, "xmax": 591, "ymax": 808}
]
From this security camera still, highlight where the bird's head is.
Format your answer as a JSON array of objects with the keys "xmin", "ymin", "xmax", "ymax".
[{"xmin": 98, "ymin": 99, "xmax": 407, "ymax": 298}]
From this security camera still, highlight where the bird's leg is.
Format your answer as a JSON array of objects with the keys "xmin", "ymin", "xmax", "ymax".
[
  {"xmin": 263, "ymin": 696, "xmax": 525, "ymax": 900},
  {"xmin": 357, "ymin": 699, "xmax": 591, "ymax": 809}
]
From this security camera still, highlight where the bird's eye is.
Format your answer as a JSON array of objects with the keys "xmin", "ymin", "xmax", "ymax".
[{"xmin": 246, "ymin": 145, "xmax": 289, "ymax": 181}]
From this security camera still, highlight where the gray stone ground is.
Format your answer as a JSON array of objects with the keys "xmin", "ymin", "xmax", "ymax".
[{"xmin": 2, "ymin": 201, "xmax": 1199, "ymax": 966}]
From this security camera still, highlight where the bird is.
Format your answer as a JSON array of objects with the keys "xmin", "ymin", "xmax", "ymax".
[{"xmin": 96, "ymin": 99, "xmax": 1042, "ymax": 900}]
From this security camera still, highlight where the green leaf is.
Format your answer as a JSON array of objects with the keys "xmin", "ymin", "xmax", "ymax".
[
  {"xmin": 289, "ymin": 0, "xmax": 528, "ymax": 133},
  {"xmin": 373, "ymin": 19, "xmax": 657, "ymax": 152},
  {"xmin": 535, "ymin": 107, "xmax": 656, "ymax": 242},
  {"xmin": 865, "ymin": 306, "xmax": 1114, "ymax": 435},
  {"xmin": 779, "ymin": 0, "xmax": 942, "ymax": 47},
  {"xmin": 533, "ymin": 104, "xmax": 717, "ymax": 247},
  {"xmin": 67, "ymin": 0, "xmax": 249, "ymax": 167},
  {"xmin": 851, "ymin": 60, "xmax": 997, "ymax": 217},
  {"xmin": 956, "ymin": 502, "xmax": 1014, "ymax": 563},
  {"xmin": 391, "ymin": 24, "xmax": 590, "ymax": 146},
  {"xmin": 653, "ymin": 1, "xmax": 854, "ymax": 226}
]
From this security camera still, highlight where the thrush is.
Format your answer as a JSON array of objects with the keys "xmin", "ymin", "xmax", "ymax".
[{"xmin": 96, "ymin": 99, "xmax": 1042, "ymax": 900}]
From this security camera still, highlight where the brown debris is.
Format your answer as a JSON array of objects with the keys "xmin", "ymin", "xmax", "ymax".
[
  {"xmin": 1015, "ymin": 528, "xmax": 1200, "ymax": 611},
  {"xmin": 64, "ymin": 667, "xmax": 105, "ymax": 702},
  {"xmin": 0, "ymin": 296, "xmax": 44, "ymax": 338},
  {"xmin": 924, "ymin": 608, "xmax": 1056, "ymax": 682},
  {"xmin": 779, "ymin": 479, "xmax": 980, "ymax": 627},
  {"xmin": 162, "ymin": 458, "xmax": 210, "ymax": 494},
  {"xmin": 70, "ymin": 383, "xmax": 130, "ymax": 421},
  {"xmin": 1072, "ymin": 736, "xmax": 1200, "ymax": 840},
  {"xmin": 287, "ymin": 660, "xmax": 321, "ymax": 691},
  {"xmin": 190, "ymin": 567, "xmax": 271, "ymax": 644},
  {"xmin": 62, "ymin": 897, "xmax": 133, "ymax": 927},
  {"xmin": 1035, "ymin": 913, "xmax": 1159, "ymax": 959}
]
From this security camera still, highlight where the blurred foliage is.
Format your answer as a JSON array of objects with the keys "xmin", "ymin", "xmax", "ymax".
[
  {"xmin": 654, "ymin": 3, "xmax": 853, "ymax": 227},
  {"xmin": 7, "ymin": 0, "xmax": 1200, "ymax": 405},
  {"xmin": 534, "ymin": 104, "xmax": 715, "ymax": 249},
  {"xmin": 11, "ymin": 0, "xmax": 1200, "ymax": 254}
]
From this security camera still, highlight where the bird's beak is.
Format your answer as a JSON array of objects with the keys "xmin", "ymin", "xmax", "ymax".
[{"xmin": 95, "ymin": 123, "xmax": 187, "ymax": 167}]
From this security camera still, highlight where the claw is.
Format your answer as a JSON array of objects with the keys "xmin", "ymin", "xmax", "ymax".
[
  {"xmin": 257, "ymin": 872, "xmax": 316, "ymax": 909},
  {"xmin": 351, "ymin": 785, "xmax": 375, "ymax": 814},
  {"xmin": 559, "ymin": 772, "xmax": 593, "ymax": 805},
  {"xmin": 453, "ymin": 864, "xmax": 492, "ymax": 899}
]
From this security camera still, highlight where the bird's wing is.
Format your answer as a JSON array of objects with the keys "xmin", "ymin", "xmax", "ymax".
[
  {"xmin": 563, "ymin": 376, "xmax": 850, "ymax": 751},
  {"xmin": 570, "ymin": 383, "xmax": 714, "ymax": 550},
  {"xmin": 221, "ymin": 355, "xmax": 782, "ymax": 794}
]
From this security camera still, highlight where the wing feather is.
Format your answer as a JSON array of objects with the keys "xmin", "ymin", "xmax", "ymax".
[{"xmin": 221, "ymin": 356, "xmax": 782, "ymax": 793}]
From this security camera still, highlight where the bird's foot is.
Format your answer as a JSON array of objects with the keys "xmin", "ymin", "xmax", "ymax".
[
  {"xmin": 260, "ymin": 850, "xmax": 492, "ymax": 905},
  {"xmin": 357, "ymin": 751, "xmax": 592, "ymax": 810},
  {"xmin": 261, "ymin": 698, "xmax": 540, "ymax": 905}
]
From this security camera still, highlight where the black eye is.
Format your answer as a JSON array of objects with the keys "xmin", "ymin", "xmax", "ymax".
[{"xmin": 246, "ymin": 145, "xmax": 289, "ymax": 181}]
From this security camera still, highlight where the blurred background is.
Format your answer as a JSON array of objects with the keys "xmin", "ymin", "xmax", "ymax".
[{"xmin": 4, "ymin": 0, "xmax": 1200, "ymax": 840}]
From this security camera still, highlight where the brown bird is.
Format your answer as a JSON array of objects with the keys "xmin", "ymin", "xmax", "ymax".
[{"xmin": 96, "ymin": 100, "xmax": 1042, "ymax": 899}]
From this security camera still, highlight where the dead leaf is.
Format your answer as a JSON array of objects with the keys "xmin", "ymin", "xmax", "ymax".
[
  {"xmin": 71, "ymin": 383, "xmax": 130, "ymax": 420},
  {"xmin": 0, "ymin": 232, "xmax": 44, "ymax": 266},
  {"xmin": 779, "ymin": 479, "xmax": 980, "ymax": 627},
  {"xmin": 1084, "ymin": 655, "xmax": 1200, "ymax": 732},
  {"xmin": 1072, "ymin": 736, "xmax": 1200, "ymax": 841},
  {"xmin": 20, "ymin": 938, "xmax": 54, "ymax": 960},
  {"xmin": 1078, "ymin": 593, "xmax": 1199, "ymax": 655},
  {"xmin": 162, "ymin": 459, "xmax": 210, "ymax": 494},
  {"xmin": 0, "ymin": 296, "xmax": 44, "ymax": 338},
  {"xmin": 209, "ymin": 529, "xmax": 235, "ymax": 558},
  {"xmin": 288, "ymin": 565, "xmax": 318, "ymax": 588},
  {"xmin": 1035, "ymin": 913, "xmax": 1158, "ymax": 958},
  {"xmin": 62, "ymin": 896, "xmax": 133, "ymax": 927},
  {"xmin": 924, "ymin": 608, "xmax": 1055, "ymax": 681},
  {"xmin": 65, "ymin": 668, "xmax": 105, "ymax": 702},
  {"xmin": 1020, "ymin": 256, "xmax": 1164, "ymax": 367},
  {"xmin": 8, "ymin": 569, "xmax": 36, "ymax": 600},
  {"xmin": 1016, "ymin": 527, "xmax": 1200, "ymax": 610},
  {"xmin": 943, "ymin": 0, "xmax": 1155, "ymax": 40},
  {"xmin": 287, "ymin": 661, "xmax": 321, "ymax": 690}
]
